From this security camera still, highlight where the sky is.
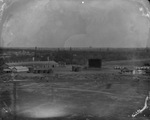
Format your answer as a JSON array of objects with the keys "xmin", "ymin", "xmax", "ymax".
[{"xmin": 0, "ymin": 0, "xmax": 150, "ymax": 48}]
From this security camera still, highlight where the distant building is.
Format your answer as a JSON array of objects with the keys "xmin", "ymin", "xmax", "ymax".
[
  {"xmin": 10, "ymin": 66, "xmax": 29, "ymax": 73},
  {"xmin": 3, "ymin": 68, "xmax": 12, "ymax": 73},
  {"xmin": 29, "ymin": 67, "xmax": 53, "ymax": 74},
  {"xmin": 132, "ymin": 69, "xmax": 145, "ymax": 75},
  {"xmin": 1, "ymin": 65, "xmax": 29, "ymax": 73},
  {"xmin": 3, "ymin": 61, "xmax": 58, "ymax": 74},
  {"xmin": 72, "ymin": 65, "xmax": 82, "ymax": 72},
  {"xmin": 0, "ymin": 63, "xmax": 10, "ymax": 73},
  {"xmin": 88, "ymin": 59, "xmax": 102, "ymax": 68}
]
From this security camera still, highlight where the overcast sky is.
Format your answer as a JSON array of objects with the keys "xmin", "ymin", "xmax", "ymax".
[{"xmin": 0, "ymin": 0, "xmax": 150, "ymax": 48}]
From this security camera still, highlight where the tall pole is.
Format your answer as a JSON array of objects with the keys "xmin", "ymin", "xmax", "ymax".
[
  {"xmin": 11, "ymin": 71, "xmax": 17, "ymax": 120},
  {"xmin": 13, "ymin": 81, "xmax": 16, "ymax": 120}
]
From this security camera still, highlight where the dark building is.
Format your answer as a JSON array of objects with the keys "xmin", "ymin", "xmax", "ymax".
[{"xmin": 88, "ymin": 59, "xmax": 102, "ymax": 68}]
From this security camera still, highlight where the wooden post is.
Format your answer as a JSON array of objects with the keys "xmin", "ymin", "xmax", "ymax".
[
  {"xmin": 11, "ymin": 71, "xmax": 17, "ymax": 120},
  {"xmin": 13, "ymin": 81, "xmax": 17, "ymax": 120}
]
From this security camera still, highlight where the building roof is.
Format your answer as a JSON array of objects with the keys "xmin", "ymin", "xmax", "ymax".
[
  {"xmin": 9, "ymin": 66, "xmax": 29, "ymax": 72},
  {"xmin": 6, "ymin": 61, "xmax": 58, "ymax": 67},
  {"xmin": 0, "ymin": 63, "xmax": 9, "ymax": 68},
  {"xmin": 3, "ymin": 68, "xmax": 11, "ymax": 72},
  {"xmin": 9, "ymin": 66, "xmax": 28, "ymax": 70}
]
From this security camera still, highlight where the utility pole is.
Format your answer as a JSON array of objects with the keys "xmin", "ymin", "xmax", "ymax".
[
  {"xmin": 13, "ymin": 82, "xmax": 17, "ymax": 120},
  {"xmin": 11, "ymin": 71, "xmax": 17, "ymax": 120}
]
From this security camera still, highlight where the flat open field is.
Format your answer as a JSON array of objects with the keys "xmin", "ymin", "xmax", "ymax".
[{"xmin": 1, "ymin": 60, "xmax": 150, "ymax": 120}]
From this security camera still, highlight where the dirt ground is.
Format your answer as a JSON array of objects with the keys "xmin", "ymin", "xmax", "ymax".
[{"xmin": 0, "ymin": 63, "xmax": 150, "ymax": 120}]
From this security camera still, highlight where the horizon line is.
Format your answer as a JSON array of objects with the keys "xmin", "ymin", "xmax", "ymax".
[{"xmin": 0, "ymin": 46, "xmax": 149, "ymax": 50}]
